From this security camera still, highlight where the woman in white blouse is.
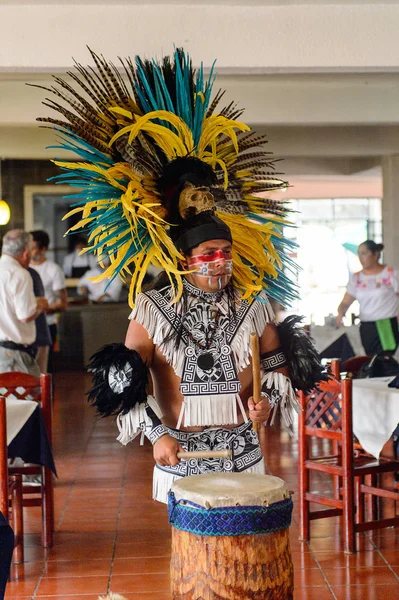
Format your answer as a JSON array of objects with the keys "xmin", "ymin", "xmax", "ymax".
[{"xmin": 336, "ymin": 240, "xmax": 399, "ymax": 355}]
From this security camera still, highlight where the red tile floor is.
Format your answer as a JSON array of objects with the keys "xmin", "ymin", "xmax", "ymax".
[{"xmin": 5, "ymin": 370, "xmax": 399, "ymax": 599}]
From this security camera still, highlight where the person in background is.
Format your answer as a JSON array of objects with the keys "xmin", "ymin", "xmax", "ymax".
[
  {"xmin": 29, "ymin": 230, "xmax": 68, "ymax": 372},
  {"xmin": 77, "ymin": 259, "xmax": 123, "ymax": 303},
  {"xmin": 0, "ymin": 230, "xmax": 47, "ymax": 377},
  {"xmin": 63, "ymin": 236, "xmax": 97, "ymax": 278},
  {"xmin": 336, "ymin": 240, "xmax": 399, "ymax": 355},
  {"xmin": 27, "ymin": 267, "xmax": 52, "ymax": 373},
  {"xmin": 0, "ymin": 512, "xmax": 14, "ymax": 600}
]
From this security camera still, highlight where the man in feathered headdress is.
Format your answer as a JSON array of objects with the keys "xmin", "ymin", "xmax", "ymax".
[{"xmin": 35, "ymin": 48, "xmax": 324, "ymax": 502}]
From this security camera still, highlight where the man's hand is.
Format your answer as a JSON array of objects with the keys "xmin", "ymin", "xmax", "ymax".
[
  {"xmin": 78, "ymin": 286, "xmax": 89, "ymax": 298},
  {"xmin": 248, "ymin": 396, "xmax": 271, "ymax": 423},
  {"xmin": 336, "ymin": 315, "xmax": 344, "ymax": 327},
  {"xmin": 97, "ymin": 293, "xmax": 111, "ymax": 303},
  {"xmin": 36, "ymin": 297, "xmax": 49, "ymax": 313},
  {"xmin": 153, "ymin": 434, "xmax": 184, "ymax": 467}
]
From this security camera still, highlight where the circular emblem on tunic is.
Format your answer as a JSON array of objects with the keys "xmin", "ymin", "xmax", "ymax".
[
  {"xmin": 197, "ymin": 352, "xmax": 215, "ymax": 371},
  {"xmin": 108, "ymin": 362, "xmax": 132, "ymax": 394}
]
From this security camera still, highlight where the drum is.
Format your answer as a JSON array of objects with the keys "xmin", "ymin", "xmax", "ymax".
[{"xmin": 168, "ymin": 472, "xmax": 293, "ymax": 600}]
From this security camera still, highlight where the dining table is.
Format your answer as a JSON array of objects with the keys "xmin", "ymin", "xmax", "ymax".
[
  {"xmin": 352, "ymin": 376, "xmax": 399, "ymax": 459},
  {"xmin": 6, "ymin": 396, "xmax": 56, "ymax": 475},
  {"xmin": 352, "ymin": 376, "xmax": 399, "ymax": 517}
]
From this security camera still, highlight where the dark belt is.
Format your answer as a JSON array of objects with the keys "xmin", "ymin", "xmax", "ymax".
[{"xmin": 0, "ymin": 341, "xmax": 37, "ymax": 360}]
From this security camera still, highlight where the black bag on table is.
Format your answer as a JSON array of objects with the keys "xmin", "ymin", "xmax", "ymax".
[{"xmin": 356, "ymin": 352, "xmax": 399, "ymax": 379}]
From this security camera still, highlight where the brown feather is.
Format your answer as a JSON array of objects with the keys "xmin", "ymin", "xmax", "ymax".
[{"xmin": 206, "ymin": 89, "xmax": 225, "ymax": 117}]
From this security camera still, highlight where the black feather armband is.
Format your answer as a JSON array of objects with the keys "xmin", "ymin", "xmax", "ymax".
[
  {"xmin": 277, "ymin": 316, "xmax": 328, "ymax": 393},
  {"xmin": 86, "ymin": 343, "xmax": 149, "ymax": 417}
]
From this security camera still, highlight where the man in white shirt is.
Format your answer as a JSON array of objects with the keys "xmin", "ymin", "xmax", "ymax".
[
  {"xmin": 77, "ymin": 260, "xmax": 123, "ymax": 303},
  {"xmin": 0, "ymin": 230, "xmax": 48, "ymax": 376},
  {"xmin": 30, "ymin": 230, "xmax": 68, "ymax": 372},
  {"xmin": 63, "ymin": 236, "xmax": 97, "ymax": 278}
]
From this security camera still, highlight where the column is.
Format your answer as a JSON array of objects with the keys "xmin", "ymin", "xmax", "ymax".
[{"xmin": 382, "ymin": 156, "xmax": 399, "ymax": 266}]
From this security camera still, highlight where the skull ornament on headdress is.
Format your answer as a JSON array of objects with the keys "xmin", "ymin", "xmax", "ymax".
[{"xmin": 178, "ymin": 184, "xmax": 215, "ymax": 220}]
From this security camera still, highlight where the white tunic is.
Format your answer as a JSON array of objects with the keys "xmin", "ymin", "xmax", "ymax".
[
  {"xmin": 346, "ymin": 266, "xmax": 399, "ymax": 322},
  {"xmin": 0, "ymin": 254, "xmax": 37, "ymax": 344}
]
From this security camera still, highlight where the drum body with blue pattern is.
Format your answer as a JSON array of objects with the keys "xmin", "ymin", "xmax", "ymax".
[{"xmin": 168, "ymin": 472, "xmax": 294, "ymax": 600}]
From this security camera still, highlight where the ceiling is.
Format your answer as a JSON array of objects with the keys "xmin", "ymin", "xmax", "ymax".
[
  {"xmin": 1, "ymin": 0, "xmax": 397, "ymax": 4},
  {"xmin": 1, "ymin": 0, "xmax": 398, "ymax": 196}
]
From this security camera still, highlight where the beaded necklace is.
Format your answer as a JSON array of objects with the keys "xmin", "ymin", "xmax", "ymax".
[{"xmin": 181, "ymin": 279, "xmax": 226, "ymax": 370}]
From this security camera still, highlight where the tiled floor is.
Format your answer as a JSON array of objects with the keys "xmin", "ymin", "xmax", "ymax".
[{"xmin": 5, "ymin": 370, "xmax": 399, "ymax": 599}]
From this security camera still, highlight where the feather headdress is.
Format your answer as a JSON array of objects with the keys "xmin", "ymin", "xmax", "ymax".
[{"xmin": 33, "ymin": 47, "xmax": 297, "ymax": 306}]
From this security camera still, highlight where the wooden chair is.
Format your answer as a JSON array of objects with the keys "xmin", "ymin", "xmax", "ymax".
[
  {"xmin": 298, "ymin": 368, "xmax": 399, "ymax": 553},
  {"xmin": 0, "ymin": 397, "xmax": 24, "ymax": 563},
  {"xmin": 0, "ymin": 372, "xmax": 54, "ymax": 548}
]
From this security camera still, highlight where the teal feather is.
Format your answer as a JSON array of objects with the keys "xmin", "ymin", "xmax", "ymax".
[
  {"xmin": 152, "ymin": 62, "xmax": 175, "ymax": 114},
  {"xmin": 134, "ymin": 59, "xmax": 158, "ymax": 114}
]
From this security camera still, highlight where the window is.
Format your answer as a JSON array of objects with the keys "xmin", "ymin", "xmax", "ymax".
[{"xmin": 284, "ymin": 198, "xmax": 382, "ymax": 325}]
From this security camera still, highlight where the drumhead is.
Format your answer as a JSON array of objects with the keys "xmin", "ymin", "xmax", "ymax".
[{"xmin": 171, "ymin": 472, "xmax": 290, "ymax": 508}]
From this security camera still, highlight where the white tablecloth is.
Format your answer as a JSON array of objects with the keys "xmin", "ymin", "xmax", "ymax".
[
  {"xmin": 310, "ymin": 325, "xmax": 364, "ymax": 356},
  {"xmin": 5, "ymin": 397, "xmax": 37, "ymax": 445},
  {"xmin": 352, "ymin": 377, "xmax": 399, "ymax": 458}
]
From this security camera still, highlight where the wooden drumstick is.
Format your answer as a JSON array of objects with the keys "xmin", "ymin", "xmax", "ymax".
[
  {"xmin": 177, "ymin": 450, "xmax": 232, "ymax": 460},
  {"xmin": 250, "ymin": 332, "xmax": 262, "ymax": 433}
]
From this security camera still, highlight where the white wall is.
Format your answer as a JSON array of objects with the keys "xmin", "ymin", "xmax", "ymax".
[
  {"xmin": 1, "ymin": 4, "xmax": 399, "ymax": 72},
  {"xmin": 1, "ymin": 0, "xmax": 398, "ymax": 260}
]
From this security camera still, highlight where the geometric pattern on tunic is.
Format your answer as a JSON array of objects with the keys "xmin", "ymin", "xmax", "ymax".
[
  {"xmin": 145, "ymin": 283, "xmax": 251, "ymax": 396},
  {"xmin": 156, "ymin": 421, "xmax": 262, "ymax": 477}
]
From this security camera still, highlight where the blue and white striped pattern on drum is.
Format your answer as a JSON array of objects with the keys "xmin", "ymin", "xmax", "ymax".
[{"xmin": 168, "ymin": 493, "xmax": 293, "ymax": 536}]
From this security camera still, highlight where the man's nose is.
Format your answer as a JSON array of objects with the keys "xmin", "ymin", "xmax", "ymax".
[{"xmin": 213, "ymin": 251, "xmax": 226, "ymax": 264}]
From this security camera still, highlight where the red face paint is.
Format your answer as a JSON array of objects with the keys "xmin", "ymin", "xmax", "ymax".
[{"xmin": 189, "ymin": 250, "xmax": 233, "ymax": 266}]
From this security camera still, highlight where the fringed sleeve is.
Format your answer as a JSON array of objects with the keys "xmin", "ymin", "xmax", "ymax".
[
  {"xmin": 261, "ymin": 371, "xmax": 301, "ymax": 427},
  {"xmin": 116, "ymin": 395, "xmax": 164, "ymax": 446},
  {"xmin": 231, "ymin": 291, "xmax": 275, "ymax": 372},
  {"xmin": 130, "ymin": 291, "xmax": 186, "ymax": 376}
]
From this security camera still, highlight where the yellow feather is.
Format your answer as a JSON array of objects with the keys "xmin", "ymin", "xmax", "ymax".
[
  {"xmin": 215, "ymin": 210, "xmax": 284, "ymax": 301},
  {"xmin": 108, "ymin": 106, "xmax": 134, "ymax": 120},
  {"xmin": 109, "ymin": 110, "xmax": 194, "ymax": 157},
  {"xmin": 198, "ymin": 116, "xmax": 249, "ymax": 157}
]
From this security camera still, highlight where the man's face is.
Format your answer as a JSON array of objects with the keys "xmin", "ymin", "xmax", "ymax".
[
  {"xmin": 20, "ymin": 247, "xmax": 31, "ymax": 269},
  {"xmin": 30, "ymin": 240, "xmax": 45, "ymax": 263},
  {"xmin": 184, "ymin": 239, "xmax": 233, "ymax": 293}
]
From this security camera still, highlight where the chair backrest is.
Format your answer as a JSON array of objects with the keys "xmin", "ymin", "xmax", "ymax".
[
  {"xmin": 0, "ymin": 373, "xmax": 53, "ymax": 443},
  {"xmin": 299, "ymin": 374, "xmax": 354, "ymax": 462},
  {"xmin": 301, "ymin": 377, "xmax": 343, "ymax": 436}
]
